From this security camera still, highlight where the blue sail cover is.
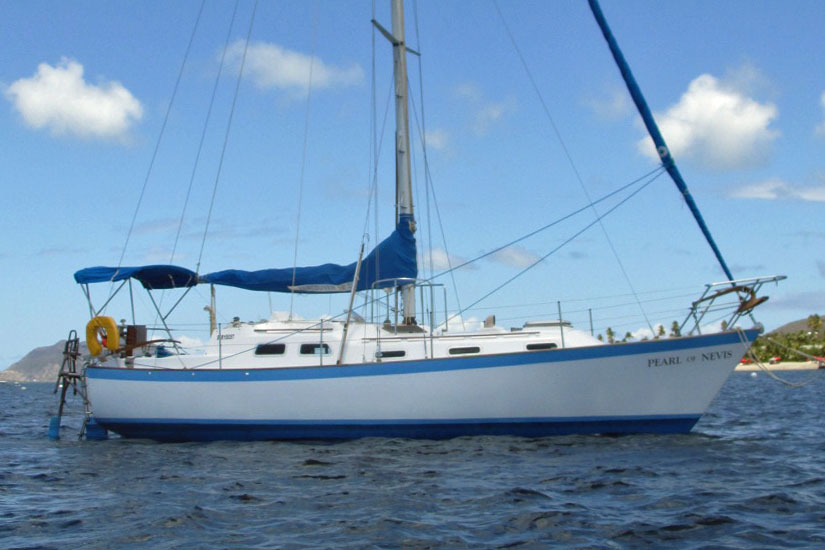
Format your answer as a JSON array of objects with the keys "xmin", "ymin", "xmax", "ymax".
[
  {"xmin": 201, "ymin": 215, "xmax": 417, "ymax": 293},
  {"xmin": 74, "ymin": 265, "xmax": 199, "ymax": 289}
]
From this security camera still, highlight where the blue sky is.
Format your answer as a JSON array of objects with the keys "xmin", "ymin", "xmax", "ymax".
[{"xmin": 2, "ymin": 0, "xmax": 824, "ymax": 367}]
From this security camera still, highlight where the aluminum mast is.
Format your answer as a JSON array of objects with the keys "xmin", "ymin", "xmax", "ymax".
[{"xmin": 390, "ymin": 0, "xmax": 417, "ymax": 324}]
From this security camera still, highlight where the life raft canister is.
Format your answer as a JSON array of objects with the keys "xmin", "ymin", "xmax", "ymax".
[{"xmin": 86, "ymin": 316, "xmax": 120, "ymax": 356}]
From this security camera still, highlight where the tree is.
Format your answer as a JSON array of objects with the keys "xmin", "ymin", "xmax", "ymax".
[
  {"xmin": 606, "ymin": 327, "xmax": 615, "ymax": 344},
  {"xmin": 808, "ymin": 314, "xmax": 822, "ymax": 335},
  {"xmin": 670, "ymin": 321, "xmax": 681, "ymax": 338}
]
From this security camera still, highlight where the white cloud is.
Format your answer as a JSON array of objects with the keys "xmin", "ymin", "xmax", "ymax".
[
  {"xmin": 454, "ymin": 82, "xmax": 483, "ymax": 102},
  {"xmin": 419, "ymin": 248, "xmax": 471, "ymax": 272},
  {"xmin": 639, "ymin": 72, "xmax": 778, "ymax": 171},
  {"xmin": 4, "ymin": 58, "xmax": 142, "ymax": 140},
  {"xmin": 226, "ymin": 40, "xmax": 363, "ymax": 94},
  {"xmin": 585, "ymin": 87, "xmax": 631, "ymax": 120},
  {"xmin": 817, "ymin": 91, "xmax": 825, "ymax": 135},
  {"xmin": 489, "ymin": 246, "xmax": 541, "ymax": 268},
  {"xmin": 454, "ymin": 82, "xmax": 515, "ymax": 136},
  {"xmin": 631, "ymin": 326, "xmax": 655, "ymax": 341},
  {"xmin": 730, "ymin": 178, "xmax": 825, "ymax": 202},
  {"xmin": 424, "ymin": 129, "xmax": 449, "ymax": 151}
]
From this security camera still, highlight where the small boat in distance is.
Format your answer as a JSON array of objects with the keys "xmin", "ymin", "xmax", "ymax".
[{"xmin": 58, "ymin": 0, "xmax": 780, "ymax": 442}]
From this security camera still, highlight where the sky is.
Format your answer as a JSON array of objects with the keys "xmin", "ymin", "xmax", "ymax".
[{"xmin": 1, "ymin": 0, "xmax": 824, "ymax": 367}]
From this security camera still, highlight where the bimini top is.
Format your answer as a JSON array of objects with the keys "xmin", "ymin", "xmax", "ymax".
[
  {"xmin": 74, "ymin": 215, "xmax": 417, "ymax": 294},
  {"xmin": 74, "ymin": 265, "xmax": 199, "ymax": 289}
]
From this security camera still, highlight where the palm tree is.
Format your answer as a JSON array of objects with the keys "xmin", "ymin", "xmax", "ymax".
[{"xmin": 670, "ymin": 321, "xmax": 681, "ymax": 338}]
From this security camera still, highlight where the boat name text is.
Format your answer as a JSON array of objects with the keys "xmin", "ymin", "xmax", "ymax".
[{"xmin": 648, "ymin": 350, "xmax": 732, "ymax": 367}]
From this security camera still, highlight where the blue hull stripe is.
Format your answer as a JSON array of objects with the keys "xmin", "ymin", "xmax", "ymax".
[
  {"xmin": 95, "ymin": 415, "xmax": 701, "ymax": 441},
  {"xmin": 87, "ymin": 329, "xmax": 757, "ymax": 383}
]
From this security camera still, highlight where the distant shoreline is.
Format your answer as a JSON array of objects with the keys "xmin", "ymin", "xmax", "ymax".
[{"xmin": 735, "ymin": 361, "xmax": 823, "ymax": 372}]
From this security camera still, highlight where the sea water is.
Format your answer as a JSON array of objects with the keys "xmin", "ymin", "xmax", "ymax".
[{"xmin": 1, "ymin": 372, "xmax": 824, "ymax": 549}]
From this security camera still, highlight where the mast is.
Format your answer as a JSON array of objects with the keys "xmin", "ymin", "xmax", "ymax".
[
  {"xmin": 390, "ymin": 0, "xmax": 417, "ymax": 324},
  {"xmin": 588, "ymin": 0, "xmax": 735, "ymax": 283}
]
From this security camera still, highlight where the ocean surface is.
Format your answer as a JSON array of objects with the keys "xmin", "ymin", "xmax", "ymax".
[{"xmin": 1, "ymin": 372, "xmax": 824, "ymax": 549}]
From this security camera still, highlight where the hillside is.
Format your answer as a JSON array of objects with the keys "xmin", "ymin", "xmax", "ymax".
[
  {"xmin": 770, "ymin": 314, "xmax": 825, "ymax": 335},
  {"xmin": 0, "ymin": 340, "xmax": 88, "ymax": 382}
]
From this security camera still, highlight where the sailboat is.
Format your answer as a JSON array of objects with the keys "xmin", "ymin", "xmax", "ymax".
[{"xmin": 58, "ymin": 0, "xmax": 780, "ymax": 441}]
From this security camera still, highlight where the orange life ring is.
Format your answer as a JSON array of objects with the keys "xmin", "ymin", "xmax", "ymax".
[{"xmin": 86, "ymin": 316, "xmax": 120, "ymax": 356}]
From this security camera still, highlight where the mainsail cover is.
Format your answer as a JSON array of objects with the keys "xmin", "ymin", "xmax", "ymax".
[{"xmin": 201, "ymin": 215, "xmax": 417, "ymax": 293}]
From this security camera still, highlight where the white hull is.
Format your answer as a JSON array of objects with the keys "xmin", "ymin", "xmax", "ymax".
[{"xmin": 86, "ymin": 330, "xmax": 756, "ymax": 440}]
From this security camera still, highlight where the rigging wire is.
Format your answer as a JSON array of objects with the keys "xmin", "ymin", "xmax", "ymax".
[
  {"xmin": 469, "ymin": 290, "xmax": 699, "ymax": 316},
  {"xmin": 409, "ymin": 0, "xmax": 464, "ymax": 330},
  {"xmin": 105, "ymin": 0, "xmax": 206, "ymax": 309},
  {"xmin": 411, "ymin": 0, "xmax": 434, "ymax": 283},
  {"xmin": 407, "ymin": 92, "xmax": 466, "ymax": 330},
  {"xmin": 365, "ymin": 1, "xmax": 407, "ymax": 319},
  {"xmin": 170, "ymin": 0, "xmax": 241, "ymax": 265},
  {"xmin": 492, "ymin": 0, "xmax": 654, "ymax": 333},
  {"xmin": 288, "ymin": 0, "xmax": 320, "ymax": 319},
  {"xmin": 470, "ymin": 285, "xmax": 699, "ymax": 312},
  {"xmin": 148, "ymin": 0, "xmax": 243, "ymax": 337},
  {"xmin": 447, "ymin": 168, "xmax": 665, "ymax": 325},
  {"xmin": 371, "ymin": 0, "xmax": 383, "ymax": 294},
  {"xmin": 196, "ymin": 0, "xmax": 259, "ymax": 272},
  {"xmin": 429, "ymin": 165, "xmax": 664, "ymax": 279},
  {"xmin": 362, "ymin": 83, "xmax": 395, "ymax": 237},
  {"xmin": 361, "ymin": 2, "xmax": 395, "ymax": 293},
  {"xmin": 370, "ymin": 0, "xmax": 379, "ymax": 285},
  {"xmin": 739, "ymin": 331, "xmax": 823, "ymax": 388}
]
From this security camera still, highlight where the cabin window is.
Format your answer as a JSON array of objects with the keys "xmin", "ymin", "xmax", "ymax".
[
  {"xmin": 526, "ymin": 343, "xmax": 558, "ymax": 351},
  {"xmin": 449, "ymin": 346, "xmax": 480, "ymax": 355},
  {"xmin": 255, "ymin": 343, "xmax": 286, "ymax": 355},
  {"xmin": 376, "ymin": 350, "xmax": 406, "ymax": 359},
  {"xmin": 300, "ymin": 343, "xmax": 331, "ymax": 355}
]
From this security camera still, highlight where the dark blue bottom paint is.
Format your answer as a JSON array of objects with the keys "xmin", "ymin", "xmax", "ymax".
[
  {"xmin": 84, "ymin": 418, "xmax": 109, "ymax": 440},
  {"xmin": 48, "ymin": 416, "xmax": 61, "ymax": 440},
  {"xmin": 96, "ymin": 416, "xmax": 701, "ymax": 442}
]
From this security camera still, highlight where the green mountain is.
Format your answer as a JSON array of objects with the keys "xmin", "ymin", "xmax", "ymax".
[{"xmin": 769, "ymin": 314, "xmax": 825, "ymax": 335}]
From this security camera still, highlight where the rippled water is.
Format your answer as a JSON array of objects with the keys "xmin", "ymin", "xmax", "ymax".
[{"xmin": 2, "ymin": 372, "xmax": 824, "ymax": 549}]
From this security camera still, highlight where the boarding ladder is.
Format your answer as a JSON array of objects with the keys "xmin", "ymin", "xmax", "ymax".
[{"xmin": 50, "ymin": 330, "xmax": 95, "ymax": 440}]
